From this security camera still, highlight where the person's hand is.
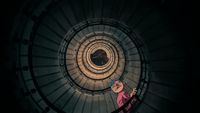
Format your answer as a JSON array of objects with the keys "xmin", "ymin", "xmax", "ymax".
[{"xmin": 130, "ymin": 88, "xmax": 137, "ymax": 97}]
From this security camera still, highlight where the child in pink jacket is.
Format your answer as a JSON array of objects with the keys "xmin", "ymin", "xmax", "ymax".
[{"xmin": 111, "ymin": 80, "xmax": 137, "ymax": 113}]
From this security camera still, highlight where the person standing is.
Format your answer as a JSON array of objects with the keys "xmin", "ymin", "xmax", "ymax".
[{"xmin": 111, "ymin": 80, "xmax": 137, "ymax": 113}]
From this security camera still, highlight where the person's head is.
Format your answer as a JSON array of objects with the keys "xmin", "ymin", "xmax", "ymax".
[{"xmin": 111, "ymin": 80, "xmax": 124, "ymax": 93}]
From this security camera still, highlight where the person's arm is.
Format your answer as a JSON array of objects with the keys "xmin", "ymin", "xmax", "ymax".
[
  {"xmin": 122, "ymin": 91, "xmax": 130, "ymax": 99},
  {"xmin": 130, "ymin": 88, "xmax": 137, "ymax": 97}
]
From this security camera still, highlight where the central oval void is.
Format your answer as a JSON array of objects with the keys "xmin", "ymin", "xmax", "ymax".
[{"xmin": 90, "ymin": 49, "xmax": 109, "ymax": 66}]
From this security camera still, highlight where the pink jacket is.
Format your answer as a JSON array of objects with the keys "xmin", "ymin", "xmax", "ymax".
[{"xmin": 117, "ymin": 91, "xmax": 132, "ymax": 113}]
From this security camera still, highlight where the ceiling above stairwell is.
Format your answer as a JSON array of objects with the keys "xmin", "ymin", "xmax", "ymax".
[{"xmin": 58, "ymin": 19, "xmax": 142, "ymax": 94}]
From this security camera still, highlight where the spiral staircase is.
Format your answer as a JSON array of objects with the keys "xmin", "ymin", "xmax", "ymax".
[{"xmin": 2, "ymin": 0, "xmax": 194, "ymax": 113}]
